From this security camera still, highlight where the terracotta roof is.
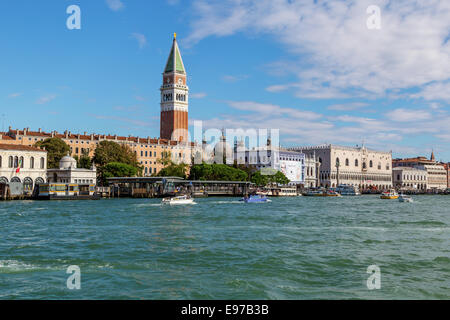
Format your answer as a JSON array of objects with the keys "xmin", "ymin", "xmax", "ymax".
[
  {"xmin": 1, "ymin": 135, "xmax": 14, "ymax": 140},
  {"xmin": 0, "ymin": 143, "xmax": 47, "ymax": 152},
  {"xmin": 9, "ymin": 128, "xmax": 190, "ymax": 147}
]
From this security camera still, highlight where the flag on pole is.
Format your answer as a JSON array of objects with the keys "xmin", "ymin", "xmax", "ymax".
[{"xmin": 16, "ymin": 158, "xmax": 22, "ymax": 173}]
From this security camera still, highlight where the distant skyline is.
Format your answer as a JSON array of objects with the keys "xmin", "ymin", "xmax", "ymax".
[{"xmin": 1, "ymin": 0, "xmax": 449, "ymax": 161}]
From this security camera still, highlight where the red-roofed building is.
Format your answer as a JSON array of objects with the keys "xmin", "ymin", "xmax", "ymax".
[
  {"xmin": 1, "ymin": 127, "xmax": 197, "ymax": 176},
  {"xmin": 393, "ymin": 153, "xmax": 447, "ymax": 190}
]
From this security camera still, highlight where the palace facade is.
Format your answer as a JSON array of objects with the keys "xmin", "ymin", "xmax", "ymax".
[{"xmin": 289, "ymin": 144, "xmax": 393, "ymax": 190}]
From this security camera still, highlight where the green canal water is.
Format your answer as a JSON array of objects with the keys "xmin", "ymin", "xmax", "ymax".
[{"xmin": 1, "ymin": 195, "xmax": 450, "ymax": 299}]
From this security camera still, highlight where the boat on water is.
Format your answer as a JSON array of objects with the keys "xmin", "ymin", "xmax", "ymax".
[
  {"xmin": 380, "ymin": 189, "xmax": 399, "ymax": 199},
  {"xmin": 335, "ymin": 184, "xmax": 361, "ymax": 196},
  {"xmin": 303, "ymin": 188, "xmax": 341, "ymax": 197},
  {"xmin": 161, "ymin": 195, "xmax": 195, "ymax": 205},
  {"xmin": 399, "ymin": 194, "xmax": 414, "ymax": 203},
  {"xmin": 241, "ymin": 194, "xmax": 271, "ymax": 203}
]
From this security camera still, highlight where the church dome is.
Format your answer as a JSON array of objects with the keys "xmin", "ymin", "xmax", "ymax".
[{"xmin": 59, "ymin": 155, "xmax": 77, "ymax": 169}]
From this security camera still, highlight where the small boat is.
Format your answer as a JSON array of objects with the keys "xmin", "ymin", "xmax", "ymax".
[
  {"xmin": 325, "ymin": 190, "xmax": 342, "ymax": 197},
  {"xmin": 380, "ymin": 189, "xmax": 399, "ymax": 199},
  {"xmin": 241, "ymin": 194, "xmax": 271, "ymax": 203},
  {"xmin": 161, "ymin": 195, "xmax": 195, "ymax": 205},
  {"xmin": 399, "ymin": 194, "xmax": 413, "ymax": 203}
]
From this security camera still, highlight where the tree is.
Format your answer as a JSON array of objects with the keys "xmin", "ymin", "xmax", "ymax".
[
  {"xmin": 269, "ymin": 171, "xmax": 290, "ymax": 185},
  {"xmin": 93, "ymin": 141, "xmax": 140, "ymax": 168},
  {"xmin": 74, "ymin": 150, "xmax": 92, "ymax": 169},
  {"xmin": 189, "ymin": 163, "xmax": 248, "ymax": 181},
  {"xmin": 250, "ymin": 170, "xmax": 269, "ymax": 186},
  {"xmin": 35, "ymin": 138, "xmax": 70, "ymax": 169},
  {"xmin": 250, "ymin": 170, "xmax": 290, "ymax": 186},
  {"xmin": 93, "ymin": 141, "xmax": 142, "ymax": 184},
  {"xmin": 156, "ymin": 151, "xmax": 173, "ymax": 167},
  {"xmin": 101, "ymin": 162, "xmax": 138, "ymax": 182},
  {"xmin": 157, "ymin": 163, "xmax": 189, "ymax": 179}
]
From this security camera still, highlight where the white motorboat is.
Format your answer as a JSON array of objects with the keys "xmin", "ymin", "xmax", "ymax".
[
  {"xmin": 399, "ymin": 194, "xmax": 414, "ymax": 203},
  {"xmin": 161, "ymin": 195, "xmax": 195, "ymax": 205}
]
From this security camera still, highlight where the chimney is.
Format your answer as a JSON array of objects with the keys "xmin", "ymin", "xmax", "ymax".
[
  {"xmin": 114, "ymin": 135, "xmax": 117, "ymax": 140},
  {"xmin": 23, "ymin": 128, "xmax": 27, "ymax": 135},
  {"xmin": 64, "ymin": 130, "xmax": 68, "ymax": 138},
  {"xmin": 38, "ymin": 128, "xmax": 42, "ymax": 133},
  {"xmin": 91, "ymin": 134, "xmax": 94, "ymax": 141}
]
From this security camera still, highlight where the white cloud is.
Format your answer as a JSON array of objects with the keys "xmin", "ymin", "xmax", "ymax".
[
  {"xmin": 222, "ymin": 75, "xmax": 249, "ymax": 82},
  {"xmin": 412, "ymin": 81, "xmax": 450, "ymax": 102},
  {"xmin": 106, "ymin": 0, "xmax": 124, "ymax": 11},
  {"xmin": 131, "ymin": 33, "xmax": 147, "ymax": 49},
  {"xmin": 191, "ymin": 92, "xmax": 207, "ymax": 99},
  {"xmin": 8, "ymin": 93, "xmax": 22, "ymax": 98},
  {"xmin": 327, "ymin": 102, "xmax": 369, "ymax": 111},
  {"xmin": 36, "ymin": 94, "xmax": 56, "ymax": 105},
  {"xmin": 387, "ymin": 108, "xmax": 432, "ymax": 122},
  {"xmin": 187, "ymin": 0, "xmax": 450, "ymax": 101}
]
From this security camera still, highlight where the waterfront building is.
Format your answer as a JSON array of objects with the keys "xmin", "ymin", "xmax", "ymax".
[
  {"xmin": 160, "ymin": 33, "xmax": 189, "ymax": 142},
  {"xmin": 289, "ymin": 144, "xmax": 393, "ymax": 190},
  {"xmin": 392, "ymin": 167, "xmax": 427, "ymax": 190},
  {"xmin": 0, "ymin": 144, "xmax": 47, "ymax": 194},
  {"xmin": 47, "ymin": 155, "xmax": 97, "ymax": 185},
  {"xmin": 444, "ymin": 163, "xmax": 450, "ymax": 188},
  {"xmin": 2, "ymin": 127, "xmax": 194, "ymax": 177},
  {"xmin": 232, "ymin": 140, "xmax": 316, "ymax": 186},
  {"xmin": 393, "ymin": 153, "xmax": 447, "ymax": 190}
]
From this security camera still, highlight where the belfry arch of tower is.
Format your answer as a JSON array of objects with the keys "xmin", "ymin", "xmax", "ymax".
[{"xmin": 160, "ymin": 33, "xmax": 189, "ymax": 142}]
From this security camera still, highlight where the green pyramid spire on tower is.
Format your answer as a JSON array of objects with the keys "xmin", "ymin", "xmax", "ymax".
[{"xmin": 164, "ymin": 33, "xmax": 186, "ymax": 74}]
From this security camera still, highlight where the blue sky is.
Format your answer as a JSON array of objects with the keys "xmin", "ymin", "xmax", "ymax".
[{"xmin": 1, "ymin": 0, "xmax": 449, "ymax": 160}]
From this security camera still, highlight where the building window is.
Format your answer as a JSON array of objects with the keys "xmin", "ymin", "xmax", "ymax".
[
  {"xmin": 345, "ymin": 158, "xmax": 349, "ymax": 166},
  {"xmin": 369, "ymin": 160, "xmax": 373, "ymax": 168},
  {"xmin": 14, "ymin": 156, "xmax": 19, "ymax": 168},
  {"xmin": 8, "ymin": 156, "xmax": 13, "ymax": 168},
  {"xmin": 20, "ymin": 156, "xmax": 24, "ymax": 168},
  {"xmin": 355, "ymin": 159, "xmax": 359, "ymax": 167},
  {"xmin": 0, "ymin": 156, "xmax": 2, "ymax": 168},
  {"xmin": 40, "ymin": 157, "xmax": 45, "ymax": 169}
]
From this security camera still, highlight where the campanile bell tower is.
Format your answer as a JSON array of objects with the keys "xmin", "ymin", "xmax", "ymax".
[{"xmin": 160, "ymin": 33, "xmax": 189, "ymax": 142}]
